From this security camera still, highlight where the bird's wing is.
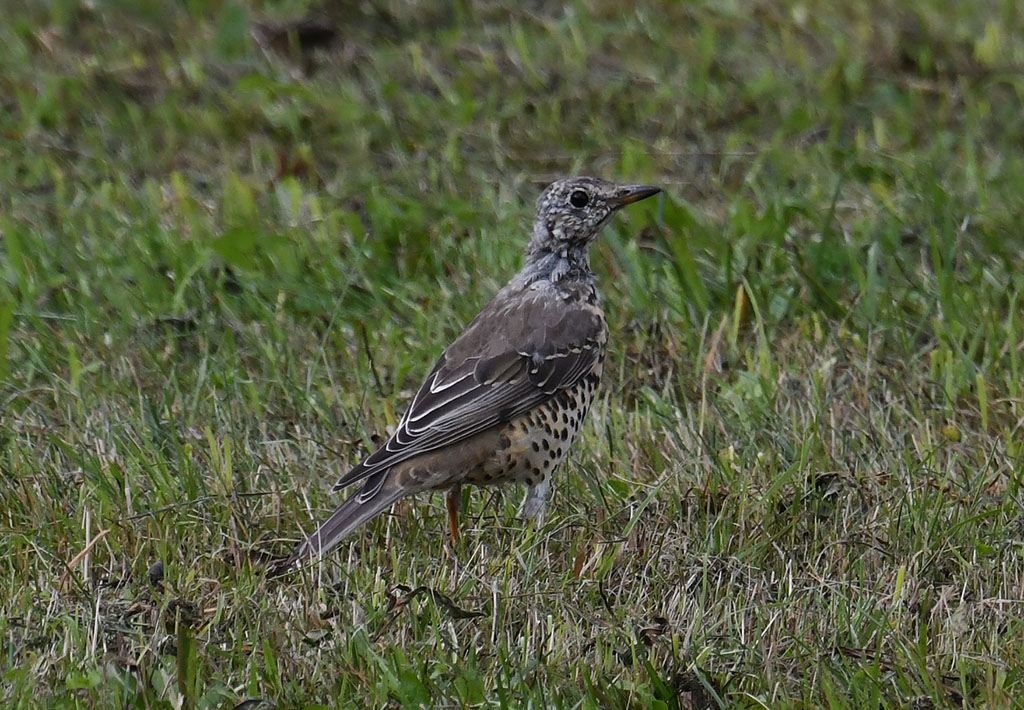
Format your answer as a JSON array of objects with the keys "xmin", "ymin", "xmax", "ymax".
[{"xmin": 334, "ymin": 287, "xmax": 606, "ymax": 502}]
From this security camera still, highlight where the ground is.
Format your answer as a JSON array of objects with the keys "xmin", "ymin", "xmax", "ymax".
[{"xmin": 2, "ymin": 1, "xmax": 1024, "ymax": 708}]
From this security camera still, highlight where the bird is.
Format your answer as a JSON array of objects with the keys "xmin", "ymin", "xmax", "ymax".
[{"xmin": 282, "ymin": 176, "xmax": 661, "ymax": 569}]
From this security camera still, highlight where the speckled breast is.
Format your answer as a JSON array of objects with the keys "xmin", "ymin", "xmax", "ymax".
[{"xmin": 464, "ymin": 365, "xmax": 604, "ymax": 489}]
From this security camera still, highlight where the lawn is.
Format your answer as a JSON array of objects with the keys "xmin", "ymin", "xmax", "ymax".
[{"xmin": 3, "ymin": 0, "xmax": 1024, "ymax": 707}]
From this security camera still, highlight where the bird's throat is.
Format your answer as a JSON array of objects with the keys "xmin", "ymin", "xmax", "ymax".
[{"xmin": 524, "ymin": 242, "xmax": 592, "ymax": 285}]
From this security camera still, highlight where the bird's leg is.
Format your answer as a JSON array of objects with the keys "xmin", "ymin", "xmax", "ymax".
[
  {"xmin": 445, "ymin": 484, "xmax": 462, "ymax": 543},
  {"xmin": 520, "ymin": 478, "xmax": 551, "ymax": 527}
]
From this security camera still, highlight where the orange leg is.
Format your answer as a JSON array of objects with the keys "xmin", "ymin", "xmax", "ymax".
[{"xmin": 446, "ymin": 486, "xmax": 461, "ymax": 544}]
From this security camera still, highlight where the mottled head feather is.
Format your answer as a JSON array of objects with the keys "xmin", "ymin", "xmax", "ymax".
[{"xmin": 528, "ymin": 177, "xmax": 660, "ymax": 259}]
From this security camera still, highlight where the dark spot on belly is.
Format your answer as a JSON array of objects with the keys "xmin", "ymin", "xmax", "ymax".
[{"xmin": 499, "ymin": 434, "xmax": 511, "ymax": 449}]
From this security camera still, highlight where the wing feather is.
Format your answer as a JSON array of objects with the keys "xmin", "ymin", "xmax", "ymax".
[{"xmin": 334, "ymin": 288, "xmax": 605, "ymax": 496}]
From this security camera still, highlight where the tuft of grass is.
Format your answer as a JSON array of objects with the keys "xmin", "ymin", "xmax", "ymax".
[{"xmin": 3, "ymin": 0, "xmax": 1024, "ymax": 707}]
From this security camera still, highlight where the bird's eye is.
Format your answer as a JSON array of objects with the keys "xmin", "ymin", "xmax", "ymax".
[{"xmin": 569, "ymin": 190, "xmax": 589, "ymax": 208}]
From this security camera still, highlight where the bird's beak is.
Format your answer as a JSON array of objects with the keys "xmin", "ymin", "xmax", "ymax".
[{"xmin": 608, "ymin": 184, "xmax": 662, "ymax": 209}]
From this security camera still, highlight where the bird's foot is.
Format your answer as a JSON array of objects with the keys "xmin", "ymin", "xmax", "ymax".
[{"xmin": 520, "ymin": 479, "xmax": 550, "ymax": 527}]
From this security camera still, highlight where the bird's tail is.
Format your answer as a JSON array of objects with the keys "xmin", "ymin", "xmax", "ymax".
[{"xmin": 279, "ymin": 483, "xmax": 405, "ymax": 571}]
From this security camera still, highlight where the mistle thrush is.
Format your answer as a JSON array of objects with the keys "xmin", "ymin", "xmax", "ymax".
[{"xmin": 285, "ymin": 177, "xmax": 660, "ymax": 567}]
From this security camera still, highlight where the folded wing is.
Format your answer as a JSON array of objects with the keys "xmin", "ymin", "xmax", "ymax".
[{"xmin": 335, "ymin": 288, "xmax": 606, "ymax": 503}]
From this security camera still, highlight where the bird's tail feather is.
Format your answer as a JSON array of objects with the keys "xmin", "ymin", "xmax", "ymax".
[{"xmin": 283, "ymin": 485, "xmax": 405, "ymax": 569}]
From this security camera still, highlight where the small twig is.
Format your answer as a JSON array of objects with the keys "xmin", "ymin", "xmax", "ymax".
[
  {"xmin": 377, "ymin": 585, "xmax": 485, "ymax": 639},
  {"xmin": 124, "ymin": 490, "xmax": 276, "ymax": 522},
  {"xmin": 389, "ymin": 584, "xmax": 485, "ymax": 619},
  {"xmin": 286, "ymin": 431, "xmax": 360, "ymax": 461},
  {"xmin": 359, "ymin": 323, "xmax": 384, "ymax": 396},
  {"xmin": 59, "ymin": 529, "xmax": 110, "ymax": 592}
]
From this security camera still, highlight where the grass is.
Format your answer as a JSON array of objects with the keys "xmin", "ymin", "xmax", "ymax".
[{"xmin": 2, "ymin": 0, "xmax": 1024, "ymax": 707}]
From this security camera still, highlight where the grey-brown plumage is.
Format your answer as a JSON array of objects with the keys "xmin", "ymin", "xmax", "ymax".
[{"xmin": 284, "ymin": 177, "xmax": 660, "ymax": 568}]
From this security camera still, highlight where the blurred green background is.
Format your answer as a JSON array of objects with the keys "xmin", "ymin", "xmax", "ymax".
[{"xmin": 2, "ymin": 1, "xmax": 1024, "ymax": 707}]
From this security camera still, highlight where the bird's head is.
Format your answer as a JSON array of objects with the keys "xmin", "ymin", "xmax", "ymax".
[{"xmin": 529, "ymin": 176, "xmax": 661, "ymax": 258}]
